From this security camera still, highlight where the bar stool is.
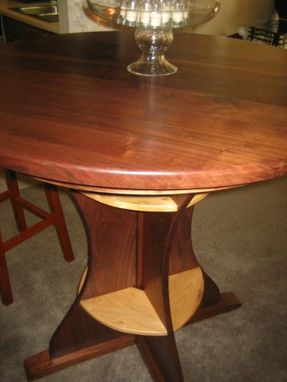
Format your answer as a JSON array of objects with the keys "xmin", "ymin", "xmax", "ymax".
[
  {"xmin": 0, "ymin": 170, "xmax": 74, "ymax": 305},
  {"xmin": 246, "ymin": 0, "xmax": 287, "ymax": 48}
]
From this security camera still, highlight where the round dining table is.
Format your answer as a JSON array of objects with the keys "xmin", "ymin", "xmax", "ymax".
[{"xmin": 0, "ymin": 31, "xmax": 286, "ymax": 382}]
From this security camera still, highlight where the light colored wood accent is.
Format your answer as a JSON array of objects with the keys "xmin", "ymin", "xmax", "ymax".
[
  {"xmin": 81, "ymin": 287, "xmax": 168, "ymax": 336},
  {"xmin": 33, "ymin": 177, "xmax": 240, "ymax": 195},
  {"xmin": 169, "ymin": 268, "xmax": 204, "ymax": 331},
  {"xmin": 80, "ymin": 268, "xmax": 204, "ymax": 336},
  {"xmin": 82, "ymin": 192, "xmax": 208, "ymax": 212},
  {"xmin": 78, "ymin": 267, "xmax": 88, "ymax": 295}
]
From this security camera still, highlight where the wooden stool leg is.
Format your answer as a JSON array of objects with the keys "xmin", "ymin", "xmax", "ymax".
[
  {"xmin": 44, "ymin": 184, "xmax": 74, "ymax": 262},
  {"xmin": 0, "ymin": 231, "xmax": 13, "ymax": 305},
  {"xmin": 5, "ymin": 170, "xmax": 27, "ymax": 232}
]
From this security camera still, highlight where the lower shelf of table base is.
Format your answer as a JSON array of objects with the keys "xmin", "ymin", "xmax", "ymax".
[
  {"xmin": 80, "ymin": 268, "xmax": 204, "ymax": 336},
  {"xmin": 24, "ymin": 291, "xmax": 241, "ymax": 381}
]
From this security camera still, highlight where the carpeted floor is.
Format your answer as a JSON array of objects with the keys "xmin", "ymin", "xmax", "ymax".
[{"xmin": 0, "ymin": 178, "xmax": 286, "ymax": 382}]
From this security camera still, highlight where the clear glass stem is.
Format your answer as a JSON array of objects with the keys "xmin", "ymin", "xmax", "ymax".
[{"xmin": 127, "ymin": 27, "xmax": 177, "ymax": 77}]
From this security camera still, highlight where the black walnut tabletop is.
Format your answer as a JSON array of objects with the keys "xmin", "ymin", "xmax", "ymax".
[{"xmin": 0, "ymin": 31, "xmax": 286, "ymax": 192}]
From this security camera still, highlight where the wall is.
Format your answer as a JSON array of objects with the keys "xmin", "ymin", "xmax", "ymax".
[
  {"xmin": 59, "ymin": 0, "xmax": 275, "ymax": 36},
  {"xmin": 59, "ymin": 0, "xmax": 114, "ymax": 33},
  {"xmin": 192, "ymin": 0, "xmax": 275, "ymax": 36}
]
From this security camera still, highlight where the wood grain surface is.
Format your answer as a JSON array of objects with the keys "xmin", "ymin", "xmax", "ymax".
[
  {"xmin": 0, "ymin": 32, "xmax": 286, "ymax": 192},
  {"xmin": 82, "ymin": 191, "xmax": 208, "ymax": 211}
]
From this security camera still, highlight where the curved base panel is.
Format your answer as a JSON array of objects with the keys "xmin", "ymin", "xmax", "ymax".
[
  {"xmin": 24, "ymin": 191, "xmax": 241, "ymax": 381},
  {"xmin": 24, "ymin": 293, "xmax": 240, "ymax": 381}
]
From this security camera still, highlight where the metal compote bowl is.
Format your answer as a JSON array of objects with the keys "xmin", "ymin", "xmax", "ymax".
[{"xmin": 87, "ymin": 0, "xmax": 220, "ymax": 76}]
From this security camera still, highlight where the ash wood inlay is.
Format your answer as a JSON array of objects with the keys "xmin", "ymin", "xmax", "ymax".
[
  {"xmin": 80, "ymin": 268, "xmax": 203, "ymax": 335},
  {"xmin": 82, "ymin": 192, "xmax": 208, "ymax": 212},
  {"xmin": 169, "ymin": 268, "xmax": 204, "ymax": 331},
  {"xmin": 80, "ymin": 287, "xmax": 168, "ymax": 336}
]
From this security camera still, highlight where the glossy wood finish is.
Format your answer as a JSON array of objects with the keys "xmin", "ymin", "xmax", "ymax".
[
  {"xmin": 1, "ymin": 33, "xmax": 284, "ymax": 381},
  {"xmin": 0, "ymin": 32, "xmax": 286, "ymax": 192},
  {"xmin": 0, "ymin": 170, "xmax": 74, "ymax": 305}
]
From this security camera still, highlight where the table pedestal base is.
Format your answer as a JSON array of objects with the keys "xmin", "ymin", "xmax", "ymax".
[{"xmin": 24, "ymin": 192, "xmax": 241, "ymax": 381}]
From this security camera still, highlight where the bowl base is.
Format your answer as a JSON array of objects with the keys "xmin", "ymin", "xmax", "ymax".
[{"xmin": 127, "ymin": 55, "xmax": 177, "ymax": 77}]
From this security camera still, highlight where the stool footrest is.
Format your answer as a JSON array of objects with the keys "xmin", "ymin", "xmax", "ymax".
[
  {"xmin": 3, "ymin": 215, "xmax": 56, "ymax": 252},
  {"xmin": 0, "ymin": 171, "xmax": 74, "ymax": 305}
]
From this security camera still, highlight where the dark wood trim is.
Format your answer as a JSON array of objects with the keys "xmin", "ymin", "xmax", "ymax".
[
  {"xmin": 190, "ymin": 292, "xmax": 241, "ymax": 324},
  {"xmin": 25, "ymin": 335, "xmax": 135, "ymax": 381}
]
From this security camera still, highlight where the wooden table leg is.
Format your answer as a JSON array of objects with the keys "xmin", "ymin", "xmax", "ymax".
[{"xmin": 24, "ymin": 192, "xmax": 241, "ymax": 381}]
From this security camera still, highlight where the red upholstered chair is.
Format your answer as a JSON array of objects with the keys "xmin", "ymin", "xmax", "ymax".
[{"xmin": 0, "ymin": 170, "xmax": 74, "ymax": 305}]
